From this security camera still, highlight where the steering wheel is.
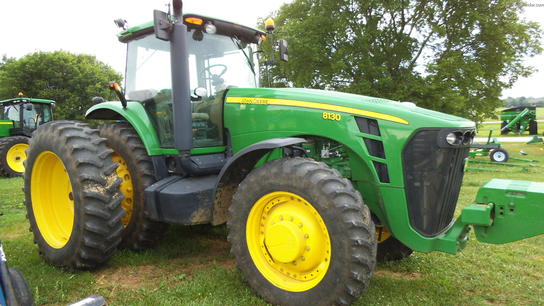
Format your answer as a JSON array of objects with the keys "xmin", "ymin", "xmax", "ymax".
[{"xmin": 201, "ymin": 64, "xmax": 228, "ymax": 83}]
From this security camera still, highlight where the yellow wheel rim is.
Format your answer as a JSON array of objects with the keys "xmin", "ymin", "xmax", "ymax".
[
  {"xmin": 376, "ymin": 225, "xmax": 392, "ymax": 243},
  {"xmin": 112, "ymin": 153, "xmax": 134, "ymax": 226},
  {"xmin": 246, "ymin": 192, "xmax": 331, "ymax": 292},
  {"xmin": 6, "ymin": 143, "xmax": 29, "ymax": 173},
  {"xmin": 31, "ymin": 151, "xmax": 74, "ymax": 249}
]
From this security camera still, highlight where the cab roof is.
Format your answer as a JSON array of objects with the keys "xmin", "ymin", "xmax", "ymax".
[
  {"xmin": 117, "ymin": 13, "xmax": 265, "ymax": 44},
  {"xmin": 0, "ymin": 97, "xmax": 55, "ymax": 105}
]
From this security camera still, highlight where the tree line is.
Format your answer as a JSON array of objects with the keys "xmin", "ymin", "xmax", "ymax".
[
  {"xmin": 261, "ymin": 0, "xmax": 542, "ymax": 121},
  {"xmin": 0, "ymin": 52, "xmax": 121, "ymax": 120},
  {"xmin": 503, "ymin": 96, "xmax": 544, "ymax": 107}
]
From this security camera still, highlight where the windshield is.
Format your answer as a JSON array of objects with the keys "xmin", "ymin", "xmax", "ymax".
[
  {"xmin": 0, "ymin": 104, "xmax": 20, "ymax": 122},
  {"xmin": 125, "ymin": 30, "xmax": 259, "ymax": 148},
  {"xmin": 23, "ymin": 103, "xmax": 53, "ymax": 129}
]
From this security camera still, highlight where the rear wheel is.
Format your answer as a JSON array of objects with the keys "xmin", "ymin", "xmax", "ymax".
[
  {"xmin": 24, "ymin": 121, "xmax": 125, "ymax": 268},
  {"xmin": 500, "ymin": 121, "xmax": 509, "ymax": 135},
  {"xmin": 529, "ymin": 120, "xmax": 538, "ymax": 135},
  {"xmin": 0, "ymin": 136, "xmax": 30, "ymax": 177},
  {"xmin": 99, "ymin": 122, "xmax": 167, "ymax": 250},
  {"xmin": 228, "ymin": 158, "xmax": 376, "ymax": 305},
  {"xmin": 376, "ymin": 226, "xmax": 413, "ymax": 262},
  {"xmin": 490, "ymin": 148, "xmax": 509, "ymax": 163}
]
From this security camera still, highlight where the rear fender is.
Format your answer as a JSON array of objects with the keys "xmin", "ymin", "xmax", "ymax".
[{"xmin": 85, "ymin": 102, "xmax": 163, "ymax": 155}]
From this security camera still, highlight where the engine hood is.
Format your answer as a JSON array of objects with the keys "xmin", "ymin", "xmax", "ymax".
[{"xmin": 225, "ymin": 88, "xmax": 475, "ymax": 128}]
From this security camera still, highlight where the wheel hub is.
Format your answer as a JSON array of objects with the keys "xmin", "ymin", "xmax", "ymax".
[{"xmin": 264, "ymin": 220, "xmax": 305, "ymax": 263}]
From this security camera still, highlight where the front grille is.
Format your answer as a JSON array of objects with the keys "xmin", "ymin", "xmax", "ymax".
[{"xmin": 403, "ymin": 129, "xmax": 471, "ymax": 237}]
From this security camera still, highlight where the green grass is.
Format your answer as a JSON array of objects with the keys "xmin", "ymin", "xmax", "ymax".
[{"xmin": 1, "ymin": 143, "xmax": 543, "ymax": 305}]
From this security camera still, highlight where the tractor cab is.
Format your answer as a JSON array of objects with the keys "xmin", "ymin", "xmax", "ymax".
[
  {"xmin": 0, "ymin": 97, "xmax": 54, "ymax": 137},
  {"xmin": 0, "ymin": 97, "xmax": 54, "ymax": 177},
  {"xmin": 120, "ymin": 14, "xmax": 263, "ymax": 149}
]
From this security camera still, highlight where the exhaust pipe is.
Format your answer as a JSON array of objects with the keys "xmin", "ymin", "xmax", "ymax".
[{"xmin": 170, "ymin": 0, "xmax": 192, "ymax": 152}]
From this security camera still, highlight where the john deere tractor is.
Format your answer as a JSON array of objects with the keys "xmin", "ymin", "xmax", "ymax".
[
  {"xmin": 0, "ymin": 96, "xmax": 54, "ymax": 177},
  {"xmin": 23, "ymin": 2, "xmax": 544, "ymax": 305}
]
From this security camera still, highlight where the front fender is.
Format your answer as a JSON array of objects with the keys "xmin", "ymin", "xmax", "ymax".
[
  {"xmin": 86, "ymin": 101, "xmax": 176, "ymax": 156},
  {"xmin": 211, "ymin": 137, "xmax": 306, "ymax": 225}
]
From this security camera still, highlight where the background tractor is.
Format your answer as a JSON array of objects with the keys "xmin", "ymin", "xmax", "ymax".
[
  {"xmin": 0, "ymin": 96, "xmax": 54, "ymax": 177},
  {"xmin": 23, "ymin": 1, "xmax": 544, "ymax": 305},
  {"xmin": 500, "ymin": 106, "xmax": 538, "ymax": 135}
]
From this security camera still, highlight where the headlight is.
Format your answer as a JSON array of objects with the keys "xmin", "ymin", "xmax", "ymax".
[
  {"xmin": 204, "ymin": 23, "xmax": 216, "ymax": 34},
  {"xmin": 462, "ymin": 131, "xmax": 474, "ymax": 145},
  {"xmin": 446, "ymin": 132, "xmax": 460, "ymax": 145}
]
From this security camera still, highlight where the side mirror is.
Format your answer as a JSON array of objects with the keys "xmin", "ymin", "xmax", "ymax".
[
  {"xmin": 279, "ymin": 40, "xmax": 288, "ymax": 62},
  {"xmin": 154, "ymin": 10, "xmax": 172, "ymax": 41},
  {"xmin": 92, "ymin": 96, "xmax": 105, "ymax": 104},
  {"xmin": 25, "ymin": 104, "xmax": 33, "ymax": 111}
]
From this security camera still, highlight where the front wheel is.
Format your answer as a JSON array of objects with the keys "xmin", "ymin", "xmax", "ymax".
[{"xmin": 228, "ymin": 158, "xmax": 376, "ymax": 305}]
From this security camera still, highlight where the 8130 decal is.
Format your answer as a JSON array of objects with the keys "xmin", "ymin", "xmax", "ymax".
[{"xmin": 322, "ymin": 112, "xmax": 341, "ymax": 121}]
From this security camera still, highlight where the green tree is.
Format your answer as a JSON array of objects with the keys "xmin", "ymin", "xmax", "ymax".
[
  {"xmin": 0, "ymin": 55, "xmax": 15, "ymax": 71},
  {"xmin": 0, "ymin": 51, "xmax": 122, "ymax": 119},
  {"xmin": 262, "ymin": 0, "xmax": 542, "ymax": 122}
]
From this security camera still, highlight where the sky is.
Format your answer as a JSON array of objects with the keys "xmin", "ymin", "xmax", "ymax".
[{"xmin": 0, "ymin": 0, "xmax": 543, "ymax": 98}]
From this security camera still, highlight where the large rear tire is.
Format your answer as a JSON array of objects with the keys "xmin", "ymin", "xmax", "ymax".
[
  {"xmin": 99, "ymin": 123, "xmax": 167, "ymax": 250},
  {"xmin": 228, "ymin": 158, "xmax": 376, "ymax": 305},
  {"xmin": 0, "ymin": 136, "xmax": 30, "ymax": 177},
  {"xmin": 24, "ymin": 121, "xmax": 125, "ymax": 269}
]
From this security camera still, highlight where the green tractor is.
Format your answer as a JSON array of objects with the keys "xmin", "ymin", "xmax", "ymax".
[
  {"xmin": 0, "ymin": 96, "xmax": 54, "ymax": 177},
  {"xmin": 500, "ymin": 106, "xmax": 538, "ymax": 135},
  {"xmin": 23, "ymin": 2, "xmax": 544, "ymax": 305}
]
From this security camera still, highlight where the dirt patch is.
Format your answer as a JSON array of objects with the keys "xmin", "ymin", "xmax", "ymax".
[
  {"xmin": 95, "ymin": 265, "xmax": 164, "ymax": 289},
  {"xmin": 0, "ymin": 223, "xmax": 29, "ymax": 240},
  {"xmin": 485, "ymin": 298, "xmax": 504, "ymax": 305},
  {"xmin": 95, "ymin": 256, "xmax": 236, "ymax": 290},
  {"xmin": 373, "ymin": 269, "xmax": 422, "ymax": 280},
  {"xmin": 219, "ymin": 258, "xmax": 236, "ymax": 270}
]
